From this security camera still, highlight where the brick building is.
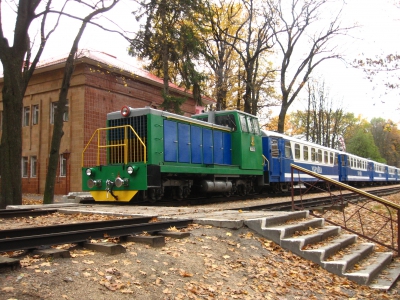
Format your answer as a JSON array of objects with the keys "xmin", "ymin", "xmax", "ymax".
[{"xmin": 0, "ymin": 50, "xmax": 213, "ymax": 195}]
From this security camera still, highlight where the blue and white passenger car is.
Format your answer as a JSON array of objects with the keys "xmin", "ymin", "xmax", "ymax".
[
  {"xmin": 338, "ymin": 153, "xmax": 373, "ymax": 184},
  {"xmin": 261, "ymin": 130, "xmax": 340, "ymax": 191}
]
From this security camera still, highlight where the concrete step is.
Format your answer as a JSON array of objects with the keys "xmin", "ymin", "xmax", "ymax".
[
  {"xmin": 247, "ymin": 214, "xmax": 399, "ymax": 290},
  {"xmin": 301, "ymin": 234, "xmax": 358, "ymax": 264},
  {"xmin": 369, "ymin": 260, "xmax": 400, "ymax": 291},
  {"xmin": 248, "ymin": 217, "xmax": 325, "ymax": 244},
  {"xmin": 245, "ymin": 211, "xmax": 309, "ymax": 234},
  {"xmin": 322, "ymin": 243, "xmax": 375, "ymax": 276},
  {"xmin": 280, "ymin": 226, "xmax": 341, "ymax": 257},
  {"xmin": 343, "ymin": 252, "xmax": 393, "ymax": 285}
]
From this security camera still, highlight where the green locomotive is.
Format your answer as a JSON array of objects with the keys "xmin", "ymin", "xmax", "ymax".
[{"xmin": 82, "ymin": 106, "xmax": 265, "ymax": 202}]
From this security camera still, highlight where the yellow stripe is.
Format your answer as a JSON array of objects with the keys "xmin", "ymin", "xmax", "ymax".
[{"xmin": 90, "ymin": 190, "xmax": 138, "ymax": 202}]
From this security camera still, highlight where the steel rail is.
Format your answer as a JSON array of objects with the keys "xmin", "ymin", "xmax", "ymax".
[
  {"xmin": 0, "ymin": 216, "xmax": 155, "ymax": 239},
  {"xmin": 235, "ymin": 187, "xmax": 399, "ymax": 212},
  {"xmin": 0, "ymin": 209, "xmax": 58, "ymax": 219},
  {"xmin": 0, "ymin": 219, "xmax": 192, "ymax": 252}
]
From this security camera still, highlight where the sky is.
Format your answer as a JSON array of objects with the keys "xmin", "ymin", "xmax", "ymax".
[{"xmin": 1, "ymin": 0, "xmax": 399, "ymax": 123}]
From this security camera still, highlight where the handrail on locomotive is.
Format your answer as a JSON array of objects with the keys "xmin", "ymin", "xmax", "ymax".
[
  {"xmin": 82, "ymin": 125, "xmax": 147, "ymax": 167},
  {"xmin": 290, "ymin": 164, "xmax": 400, "ymax": 257}
]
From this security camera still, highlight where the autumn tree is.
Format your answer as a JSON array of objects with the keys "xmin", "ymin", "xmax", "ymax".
[
  {"xmin": 214, "ymin": 0, "xmax": 276, "ymax": 115},
  {"xmin": 130, "ymin": 0, "xmax": 207, "ymax": 113},
  {"xmin": 289, "ymin": 80, "xmax": 355, "ymax": 148},
  {"xmin": 264, "ymin": 0, "xmax": 351, "ymax": 133},
  {"xmin": 370, "ymin": 118, "xmax": 400, "ymax": 166},
  {"xmin": 43, "ymin": 1, "xmax": 120, "ymax": 204},
  {"xmin": 0, "ymin": 0, "xmax": 62, "ymax": 208},
  {"xmin": 201, "ymin": 0, "xmax": 239, "ymax": 110}
]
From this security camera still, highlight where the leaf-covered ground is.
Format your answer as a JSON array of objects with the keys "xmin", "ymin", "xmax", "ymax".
[{"xmin": 0, "ymin": 193, "xmax": 399, "ymax": 299}]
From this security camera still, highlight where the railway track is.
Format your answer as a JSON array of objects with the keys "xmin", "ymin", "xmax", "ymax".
[
  {"xmin": 0, "ymin": 218, "xmax": 192, "ymax": 253},
  {"xmin": 0, "ymin": 208, "xmax": 58, "ymax": 219},
  {"xmin": 234, "ymin": 186, "xmax": 400, "ymax": 212}
]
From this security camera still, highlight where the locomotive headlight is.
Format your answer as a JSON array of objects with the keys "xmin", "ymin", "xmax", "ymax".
[
  {"xmin": 87, "ymin": 179, "xmax": 101, "ymax": 188},
  {"xmin": 86, "ymin": 168, "xmax": 94, "ymax": 176},
  {"xmin": 127, "ymin": 165, "xmax": 138, "ymax": 175},
  {"xmin": 115, "ymin": 177, "xmax": 129, "ymax": 188},
  {"xmin": 127, "ymin": 166, "xmax": 134, "ymax": 174}
]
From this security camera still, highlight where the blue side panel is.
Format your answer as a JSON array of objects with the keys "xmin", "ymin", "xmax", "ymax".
[
  {"xmin": 223, "ymin": 133, "xmax": 232, "ymax": 164},
  {"xmin": 164, "ymin": 120, "xmax": 177, "ymax": 162},
  {"xmin": 191, "ymin": 126, "xmax": 202, "ymax": 164},
  {"xmin": 203, "ymin": 128, "xmax": 213, "ymax": 164},
  {"xmin": 178, "ymin": 123, "xmax": 190, "ymax": 163},
  {"xmin": 213, "ymin": 131, "xmax": 223, "ymax": 164}
]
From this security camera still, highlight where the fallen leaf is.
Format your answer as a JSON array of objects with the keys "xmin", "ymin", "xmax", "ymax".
[
  {"xmin": 179, "ymin": 269, "xmax": 193, "ymax": 277},
  {"xmin": 2, "ymin": 286, "xmax": 14, "ymax": 292}
]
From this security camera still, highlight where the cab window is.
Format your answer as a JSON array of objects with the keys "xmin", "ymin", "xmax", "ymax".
[
  {"xmin": 251, "ymin": 118, "xmax": 260, "ymax": 135},
  {"xmin": 239, "ymin": 115, "xmax": 248, "ymax": 132},
  {"xmin": 215, "ymin": 114, "xmax": 237, "ymax": 131}
]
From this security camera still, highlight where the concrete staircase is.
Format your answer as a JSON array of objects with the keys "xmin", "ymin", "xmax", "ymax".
[{"xmin": 245, "ymin": 211, "xmax": 400, "ymax": 291}]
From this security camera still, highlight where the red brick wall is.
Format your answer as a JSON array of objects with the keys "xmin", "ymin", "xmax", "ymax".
[{"xmin": 0, "ymin": 60, "xmax": 202, "ymax": 196}]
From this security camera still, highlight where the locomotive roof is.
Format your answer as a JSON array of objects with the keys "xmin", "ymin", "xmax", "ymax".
[{"xmin": 107, "ymin": 106, "xmax": 232, "ymax": 131}]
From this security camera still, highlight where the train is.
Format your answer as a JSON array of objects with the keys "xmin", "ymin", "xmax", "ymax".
[{"xmin": 81, "ymin": 106, "xmax": 400, "ymax": 202}]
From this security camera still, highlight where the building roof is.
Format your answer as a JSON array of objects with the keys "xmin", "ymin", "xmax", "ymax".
[{"xmin": 35, "ymin": 49, "xmax": 215, "ymax": 105}]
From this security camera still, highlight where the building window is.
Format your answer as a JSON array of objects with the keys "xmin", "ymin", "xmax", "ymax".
[
  {"xmin": 23, "ymin": 106, "xmax": 30, "ymax": 126},
  {"xmin": 60, "ymin": 154, "xmax": 67, "ymax": 177},
  {"xmin": 31, "ymin": 156, "xmax": 37, "ymax": 178},
  {"xmin": 32, "ymin": 105, "xmax": 39, "ymax": 125},
  {"xmin": 22, "ymin": 157, "xmax": 28, "ymax": 178},
  {"xmin": 51, "ymin": 100, "xmax": 69, "ymax": 124}
]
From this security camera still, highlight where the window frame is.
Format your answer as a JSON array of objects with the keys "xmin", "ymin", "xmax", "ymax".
[
  {"xmin": 22, "ymin": 156, "xmax": 28, "ymax": 178},
  {"xmin": 30, "ymin": 156, "xmax": 37, "ymax": 178},
  {"xmin": 23, "ymin": 106, "xmax": 30, "ymax": 127},
  {"xmin": 294, "ymin": 143, "xmax": 301, "ymax": 160},
  {"xmin": 284, "ymin": 141, "xmax": 291, "ymax": 158},
  {"xmin": 60, "ymin": 154, "xmax": 67, "ymax": 177},
  {"xmin": 303, "ymin": 146, "xmax": 309, "ymax": 161},
  {"xmin": 51, "ymin": 100, "xmax": 69, "ymax": 124},
  {"xmin": 32, "ymin": 104, "xmax": 39, "ymax": 125}
]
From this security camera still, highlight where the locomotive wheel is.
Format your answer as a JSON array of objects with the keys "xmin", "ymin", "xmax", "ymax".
[
  {"xmin": 237, "ymin": 184, "xmax": 247, "ymax": 196},
  {"xmin": 172, "ymin": 187, "xmax": 184, "ymax": 201},
  {"xmin": 148, "ymin": 188, "xmax": 163, "ymax": 203}
]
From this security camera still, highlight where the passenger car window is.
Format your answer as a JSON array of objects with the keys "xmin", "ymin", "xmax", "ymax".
[
  {"xmin": 317, "ymin": 149, "xmax": 322, "ymax": 163},
  {"xmin": 294, "ymin": 144, "xmax": 300, "ymax": 159},
  {"xmin": 311, "ymin": 148, "xmax": 316, "ymax": 162},
  {"xmin": 303, "ymin": 146, "xmax": 309, "ymax": 161}
]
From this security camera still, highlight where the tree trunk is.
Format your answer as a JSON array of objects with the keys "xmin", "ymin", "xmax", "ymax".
[
  {"xmin": 0, "ymin": 70, "xmax": 24, "ymax": 208},
  {"xmin": 277, "ymin": 100, "xmax": 289, "ymax": 134}
]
